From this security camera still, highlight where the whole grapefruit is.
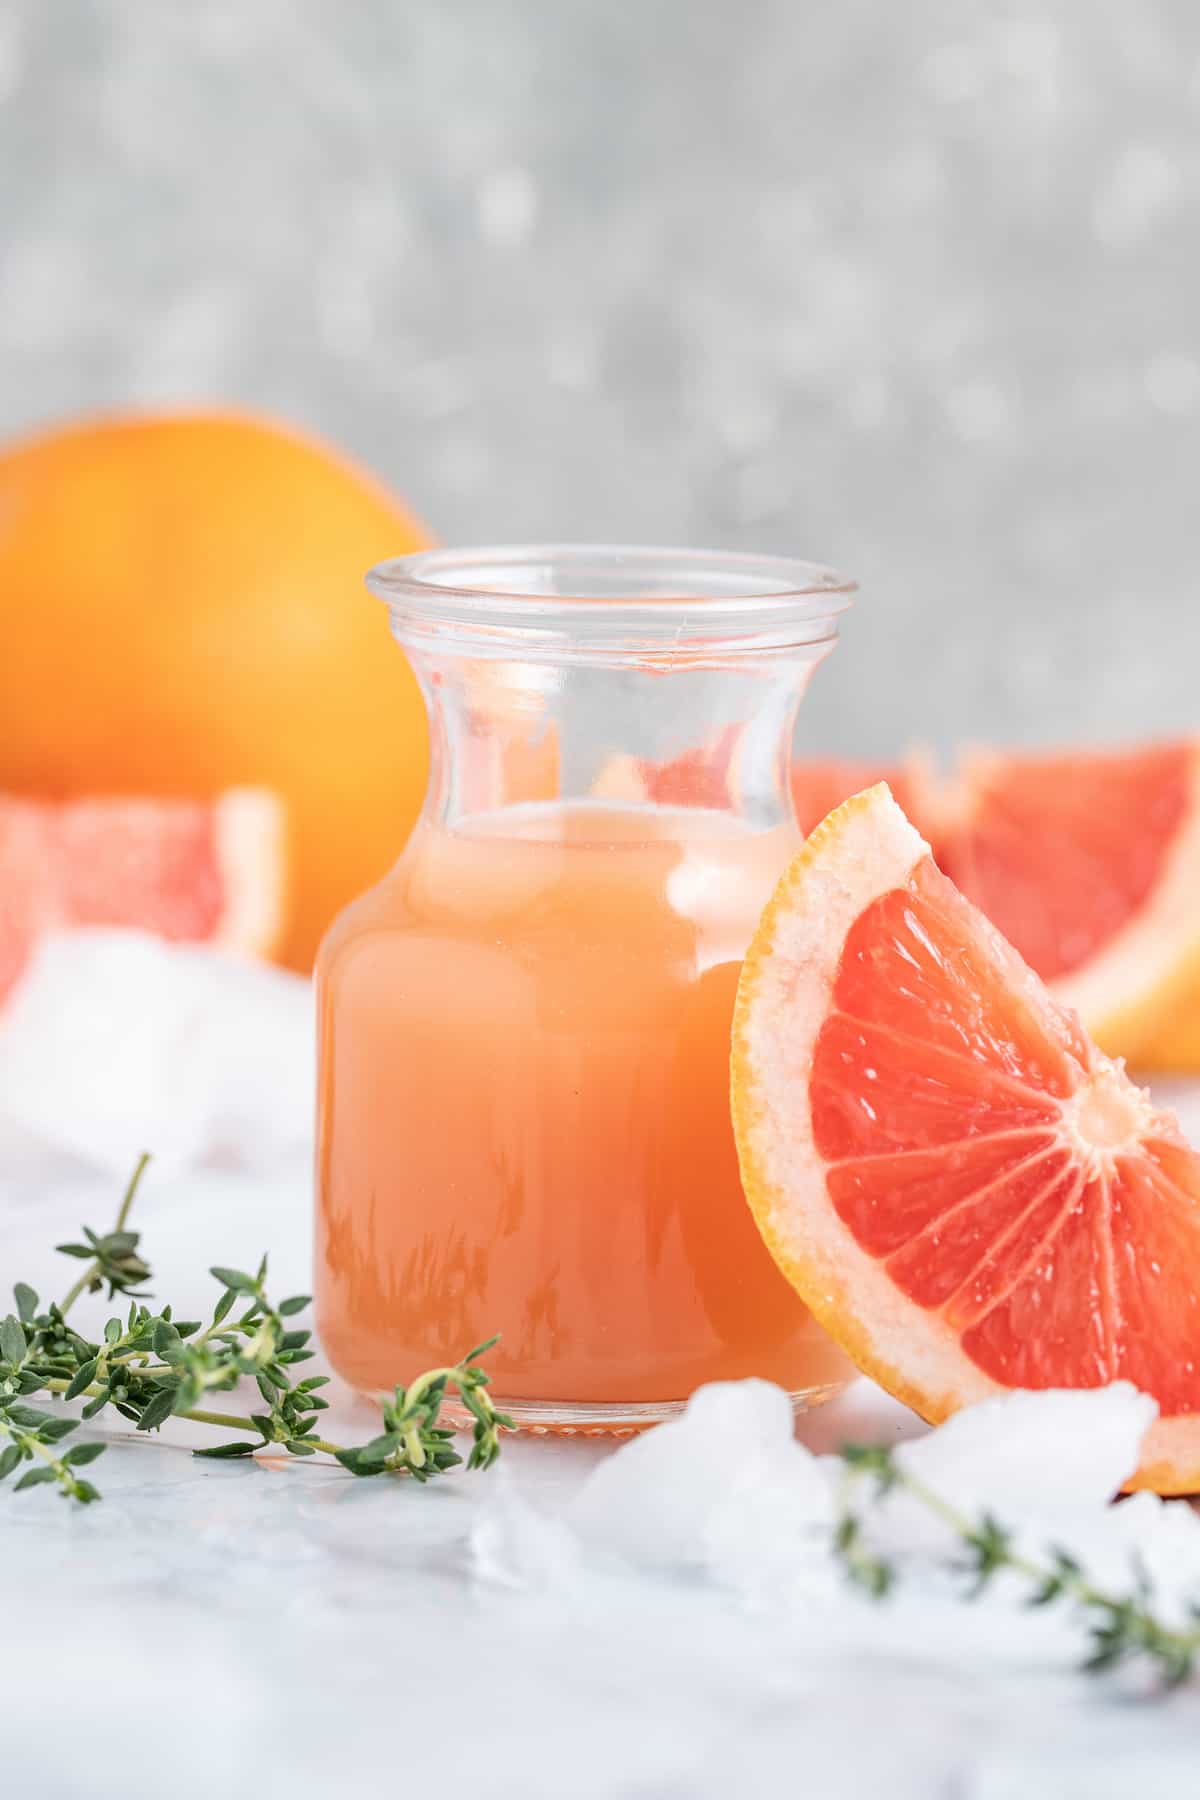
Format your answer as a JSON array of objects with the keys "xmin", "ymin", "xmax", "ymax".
[{"xmin": 0, "ymin": 411, "xmax": 432, "ymax": 968}]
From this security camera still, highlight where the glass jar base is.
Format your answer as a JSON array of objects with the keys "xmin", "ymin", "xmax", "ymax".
[{"xmin": 440, "ymin": 1381, "xmax": 849, "ymax": 1439}]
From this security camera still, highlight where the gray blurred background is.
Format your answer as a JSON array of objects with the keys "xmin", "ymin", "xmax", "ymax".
[{"xmin": 2, "ymin": 0, "xmax": 1197, "ymax": 756}]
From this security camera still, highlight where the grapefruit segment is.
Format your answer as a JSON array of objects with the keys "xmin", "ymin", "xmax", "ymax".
[
  {"xmin": 942, "ymin": 741, "xmax": 1200, "ymax": 1067},
  {"xmin": 0, "ymin": 787, "xmax": 285, "ymax": 1004},
  {"xmin": 731, "ymin": 783, "xmax": 1200, "ymax": 1493}
]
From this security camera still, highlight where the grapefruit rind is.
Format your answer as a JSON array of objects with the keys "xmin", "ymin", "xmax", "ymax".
[
  {"xmin": 732, "ymin": 785, "xmax": 1004, "ymax": 1424},
  {"xmin": 731, "ymin": 783, "xmax": 1200, "ymax": 1495}
]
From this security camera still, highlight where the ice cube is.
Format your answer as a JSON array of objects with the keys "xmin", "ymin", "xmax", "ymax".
[
  {"xmin": 846, "ymin": 1384, "xmax": 1159, "ymax": 1569},
  {"xmin": 0, "ymin": 928, "xmax": 313, "ymax": 1174},
  {"xmin": 702, "ymin": 1446, "xmax": 839, "ymax": 1602},
  {"xmin": 568, "ymin": 1379, "xmax": 833, "ymax": 1575},
  {"xmin": 895, "ymin": 1384, "xmax": 1156, "ymax": 1521},
  {"xmin": 1028, "ymin": 1486, "xmax": 1200, "ymax": 1632}
]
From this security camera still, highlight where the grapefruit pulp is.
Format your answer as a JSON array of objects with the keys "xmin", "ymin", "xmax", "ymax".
[
  {"xmin": 943, "ymin": 742, "xmax": 1200, "ymax": 1071},
  {"xmin": 0, "ymin": 789, "xmax": 284, "ymax": 1003},
  {"xmin": 731, "ymin": 784, "xmax": 1200, "ymax": 1493}
]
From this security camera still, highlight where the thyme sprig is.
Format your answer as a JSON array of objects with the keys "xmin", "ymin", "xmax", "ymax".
[
  {"xmin": 835, "ymin": 1443, "xmax": 1200, "ymax": 1687},
  {"xmin": 5, "ymin": 1162, "xmax": 1198, "ymax": 1687},
  {"xmin": 0, "ymin": 1157, "xmax": 511, "ymax": 1503}
]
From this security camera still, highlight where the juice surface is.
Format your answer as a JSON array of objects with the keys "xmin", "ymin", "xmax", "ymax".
[{"xmin": 315, "ymin": 801, "xmax": 850, "ymax": 1407}]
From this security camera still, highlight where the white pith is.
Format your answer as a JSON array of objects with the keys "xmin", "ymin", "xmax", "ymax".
[
  {"xmin": 1059, "ymin": 1062, "xmax": 1155, "ymax": 1167},
  {"xmin": 733, "ymin": 783, "xmax": 1200, "ymax": 1493},
  {"xmin": 213, "ymin": 788, "xmax": 287, "ymax": 957}
]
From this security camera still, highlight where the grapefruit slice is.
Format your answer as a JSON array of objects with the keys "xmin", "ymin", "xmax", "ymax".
[
  {"xmin": 940, "ymin": 741, "xmax": 1200, "ymax": 1071},
  {"xmin": 731, "ymin": 784, "xmax": 1200, "ymax": 1493},
  {"xmin": 0, "ymin": 788, "xmax": 285, "ymax": 1003}
]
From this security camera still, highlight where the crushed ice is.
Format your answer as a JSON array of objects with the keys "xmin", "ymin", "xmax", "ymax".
[
  {"xmin": 568, "ymin": 1380, "xmax": 835, "ymax": 1573},
  {"xmin": 875, "ymin": 1384, "xmax": 1158, "ymax": 1559},
  {"xmin": 470, "ymin": 1377, "xmax": 1200, "ymax": 1657},
  {"xmin": 0, "ymin": 929, "xmax": 313, "ymax": 1174}
]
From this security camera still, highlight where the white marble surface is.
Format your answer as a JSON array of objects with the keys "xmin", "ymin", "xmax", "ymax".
[{"xmin": 3, "ymin": 1156, "xmax": 1200, "ymax": 1799}]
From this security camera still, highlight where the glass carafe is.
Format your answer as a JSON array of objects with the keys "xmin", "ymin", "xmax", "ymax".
[{"xmin": 314, "ymin": 546, "xmax": 856, "ymax": 1430}]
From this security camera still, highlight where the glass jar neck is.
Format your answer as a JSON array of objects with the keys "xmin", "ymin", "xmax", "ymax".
[
  {"xmin": 401, "ymin": 644, "xmax": 833, "ymax": 832},
  {"xmin": 367, "ymin": 547, "xmax": 854, "ymax": 836}
]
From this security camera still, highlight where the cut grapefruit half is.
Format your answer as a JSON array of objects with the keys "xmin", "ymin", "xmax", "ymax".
[
  {"xmin": 731, "ymin": 783, "xmax": 1200, "ymax": 1494},
  {"xmin": 940, "ymin": 741, "xmax": 1200, "ymax": 1071},
  {"xmin": 0, "ymin": 788, "xmax": 285, "ymax": 1003}
]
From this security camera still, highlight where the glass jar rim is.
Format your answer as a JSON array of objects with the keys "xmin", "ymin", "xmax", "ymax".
[{"xmin": 366, "ymin": 544, "xmax": 856, "ymax": 659}]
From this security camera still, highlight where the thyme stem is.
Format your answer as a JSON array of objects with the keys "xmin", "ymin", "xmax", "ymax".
[
  {"xmin": 179, "ymin": 1405, "xmax": 339, "ymax": 1455},
  {"xmin": 836, "ymin": 1444, "xmax": 1200, "ymax": 1685},
  {"xmin": 2, "ymin": 1157, "xmax": 509, "ymax": 1501},
  {"xmin": 59, "ymin": 1152, "xmax": 153, "ymax": 1315}
]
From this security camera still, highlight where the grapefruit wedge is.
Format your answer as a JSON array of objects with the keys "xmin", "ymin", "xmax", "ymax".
[
  {"xmin": 731, "ymin": 784, "xmax": 1200, "ymax": 1493},
  {"xmin": 942, "ymin": 741, "xmax": 1200, "ymax": 1071},
  {"xmin": 0, "ymin": 788, "xmax": 285, "ymax": 1003}
]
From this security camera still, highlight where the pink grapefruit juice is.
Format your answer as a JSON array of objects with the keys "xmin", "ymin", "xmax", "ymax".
[{"xmin": 315, "ymin": 800, "xmax": 850, "ymax": 1408}]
